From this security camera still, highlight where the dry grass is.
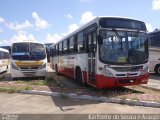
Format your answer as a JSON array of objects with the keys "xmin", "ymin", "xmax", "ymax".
[
  {"xmin": 15, "ymin": 77, "xmax": 66, "ymax": 88},
  {"xmin": 103, "ymin": 85, "xmax": 160, "ymax": 102}
]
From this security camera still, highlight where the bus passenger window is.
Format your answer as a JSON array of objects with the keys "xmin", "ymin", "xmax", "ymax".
[
  {"xmin": 63, "ymin": 40, "xmax": 68, "ymax": 54},
  {"xmin": 51, "ymin": 46, "xmax": 56, "ymax": 56},
  {"xmin": 56, "ymin": 45, "xmax": 59, "ymax": 55},
  {"xmin": 74, "ymin": 35, "xmax": 78, "ymax": 52},
  {"xmin": 78, "ymin": 32, "xmax": 84, "ymax": 52},
  {"xmin": 59, "ymin": 42, "xmax": 63, "ymax": 55},
  {"xmin": 69, "ymin": 37, "xmax": 74, "ymax": 53}
]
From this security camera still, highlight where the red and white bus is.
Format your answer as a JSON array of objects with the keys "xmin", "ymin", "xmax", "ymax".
[{"xmin": 50, "ymin": 17, "xmax": 149, "ymax": 89}]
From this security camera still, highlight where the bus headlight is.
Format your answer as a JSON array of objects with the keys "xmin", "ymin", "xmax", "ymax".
[
  {"xmin": 38, "ymin": 63, "xmax": 46, "ymax": 70},
  {"xmin": 11, "ymin": 63, "xmax": 19, "ymax": 70},
  {"xmin": 103, "ymin": 69, "xmax": 114, "ymax": 77},
  {"xmin": 140, "ymin": 66, "xmax": 148, "ymax": 75}
]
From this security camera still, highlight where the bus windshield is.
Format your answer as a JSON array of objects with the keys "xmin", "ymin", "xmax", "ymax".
[
  {"xmin": 12, "ymin": 42, "xmax": 46, "ymax": 61},
  {"xmin": 99, "ymin": 30, "xmax": 148, "ymax": 65}
]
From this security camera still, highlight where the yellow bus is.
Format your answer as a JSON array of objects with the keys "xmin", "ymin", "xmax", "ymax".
[
  {"xmin": 0, "ymin": 48, "xmax": 10, "ymax": 73},
  {"xmin": 10, "ymin": 40, "xmax": 47, "ymax": 79}
]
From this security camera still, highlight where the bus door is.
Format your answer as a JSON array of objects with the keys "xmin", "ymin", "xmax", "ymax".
[{"xmin": 87, "ymin": 31, "xmax": 97, "ymax": 85}]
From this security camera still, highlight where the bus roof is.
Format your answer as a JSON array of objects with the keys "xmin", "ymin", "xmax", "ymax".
[
  {"xmin": 0, "ymin": 47, "xmax": 9, "ymax": 53},
  {"xmin": 148, "ymin": 29, "xmax": 160, "ymax": 34},
  {"xmin": 12, "ymin": 40, "xmax": 44, "ymax": 45},
  {"xmin": 53, "ymin": 16, "xmax": 146, "ymax": 45}
]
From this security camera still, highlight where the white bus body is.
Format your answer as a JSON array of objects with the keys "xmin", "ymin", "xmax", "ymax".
[
  {"xmin": 50, "ymin": 17, "xmax": 149, "ymax": 89},
  {"xmin": 10, "ymin": 40, "xmax": 47, "ymax": 79},
  {"xmin": 148, "ymin": 30, "xmax": 160, "ymax": 75},
  {"xmin": 0, "ymin": 48, "xmax": 10, "ymax": 73}
]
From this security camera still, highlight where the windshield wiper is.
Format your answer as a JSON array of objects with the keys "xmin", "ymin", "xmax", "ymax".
[
  {"xmin": 112, "ymin": 28, "xmax": 123, "ymax": 51},
  {"xmin": 112, "ymin": 28, "xmax": 121, "ymax": 40}
]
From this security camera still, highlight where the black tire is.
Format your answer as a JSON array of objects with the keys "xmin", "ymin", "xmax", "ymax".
[
  {"xmin": 55, "ymin": 64, "xmax": 59, "ymax": 74},
  {"xmin": 12, "ymin": 77, "xmax": 18, "ymax": 81},
  {"xmin": 155, "ymin": 65, "xmax": 160, "ymax": 75},
  {"xmin": 76, "ymin": 67, "xmax": 83, "ymax": 84}
]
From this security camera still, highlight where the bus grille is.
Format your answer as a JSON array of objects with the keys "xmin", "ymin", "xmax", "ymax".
[
  {"xmin": 19, "ymin": 66, "xmax": 40, "ymax": 70},
  {"xmin": 111, "ymin": 66, "xmax": 143, "ymax": 72},
  {"xmin": 116, "ymin": 73, "xmax": 138, "ymax": 77}
]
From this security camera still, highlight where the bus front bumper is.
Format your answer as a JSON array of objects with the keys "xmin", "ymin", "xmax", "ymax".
[
  {"xmin": 95, "ymin": 73, "xmax": 149, "ymax": 89},
  {"xmin": 10, "ymin": 68, "xmax": 47, "ymax": 78}
]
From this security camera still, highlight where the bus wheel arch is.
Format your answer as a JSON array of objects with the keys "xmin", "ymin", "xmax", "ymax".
[
  {"xmin": 75, "ymin": 66, "xmax": 83, "ymax": 84},
  {"xmin": 154, "ymin": 64, "xmax": 160, "ymax": 75}
]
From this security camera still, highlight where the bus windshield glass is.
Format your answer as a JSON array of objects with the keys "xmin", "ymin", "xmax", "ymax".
[
  {"xmin": 99, "ymin": 30, "xmax": 148, "ymax": 64},
  {"xmin": 12, "ymin": 42, "xmax": 46, "ymax": 61}
]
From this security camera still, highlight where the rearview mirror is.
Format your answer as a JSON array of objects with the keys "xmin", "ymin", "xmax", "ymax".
[{"xmin": 97, "ymin": 35, "xmax": 103, "ymax": 45}]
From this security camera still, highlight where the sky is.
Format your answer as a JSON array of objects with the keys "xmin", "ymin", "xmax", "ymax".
[{"xmin": 0, "ymin": 0, "xmax": 160, "ymax": 46}]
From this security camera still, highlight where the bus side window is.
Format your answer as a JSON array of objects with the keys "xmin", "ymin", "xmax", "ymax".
[
  {"xmin": 69, "ymin": 37, "xmax": 74, "ymax": 53},
  {"xmin": 59, "ymin": 42, "xmax": 63, "ymax": 55},
  {"xmin": 56, "ymin": 44, "xmax": 59, "ymax": 55},
  {"xmin": 78, "ymin": 32, "xmax": 84, "ymax": 52},
  {"xmin": 67, "ymin": 39, "xmax": 70, "ymax": 53},
  {"xmin": 4, "ymin": 52, "xmax": 6, "ymax": 59},
  {"xmin": 51, "ymin": 46, "xmax": 55, "ymax": 57},
  {"xmin": 74, "ymin": 34, "xmax": 78, "ymax": 52},
  {"xmin": 63, "ymin": 40, "xmax": 68, "ymax": 54},
  {"xmin": 55, "ymin": 45, "xmax": 57, "ymax": 55},
  {"xmin": 155, "ymin": 33, "xmax": 160, "ymax": 47},
  {"xmin": 2, "ymin": 52, "xmax": 4, "ymax": 59},
  {"xmin": 149, "ymin": 34, "xmax": 155, "ymax": 46}
]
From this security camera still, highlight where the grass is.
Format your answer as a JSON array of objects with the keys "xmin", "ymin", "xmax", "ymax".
[
  {"xmin": 0, "ymin": 76, "xmax": 5, "ymax": 81},
  {"xmin": 103, "ymin": 87, "xmax": 142, "ymax": 98},
  {"xmin": 15, "ymin": 77, "xmax": 66, "ymax": 88},
  {"xmin": 99, "ymin": 86, "xmax": 160, "ymax": 102},
  {"xmin": 120, "ymin": 96, "xmax": 127, "ymax": 100},
  {"xmin": 0, "ymin": 86, "xmax": 33, "ymax": 93},
  {"xmin": 0, "ymin": 77, "xmax": 66, "ymax": 94},
  {"xmin": 24, "ymin": 86, "xmax": 33, "ymax": 90},
  {"xmin": 131, "ymin": 97, "xmax": 140, "ymax": 101}
]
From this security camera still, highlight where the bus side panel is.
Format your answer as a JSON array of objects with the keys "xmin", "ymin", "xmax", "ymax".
[
  {"xmin": 0, "ymin": 51, "xmax": 9, "ymax": 73},
  {"xmin": 57, "ymin": 55, "xmax": 75, "ymax": 78},
  {"xmin": 149, "ymin": 51, "xmax": 160, "ymax": 73},
  {"xmin": 75, "ymin": 54, "xmax": 87, "ymax": 83},
  {"xmin": 57, "ymin": 54, "xmax": 87, "ymax": 81},
  {"xmin": 59, "ymin": 68, "xmax": 74, "ymax": 78}
]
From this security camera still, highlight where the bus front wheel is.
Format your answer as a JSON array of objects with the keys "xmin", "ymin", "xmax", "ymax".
[{"xmin": 155, "ymin": 65, "xmax": 160, "ymax": 75}]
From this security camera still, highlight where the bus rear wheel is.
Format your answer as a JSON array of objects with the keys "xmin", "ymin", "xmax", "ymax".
[
  {"xmin": 155, "ymin": 65, "xmax": 160, "ymax": 75},
  {"xmin": 75, "ymin": 67, "xmax": 83, "ymax": 84}
]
